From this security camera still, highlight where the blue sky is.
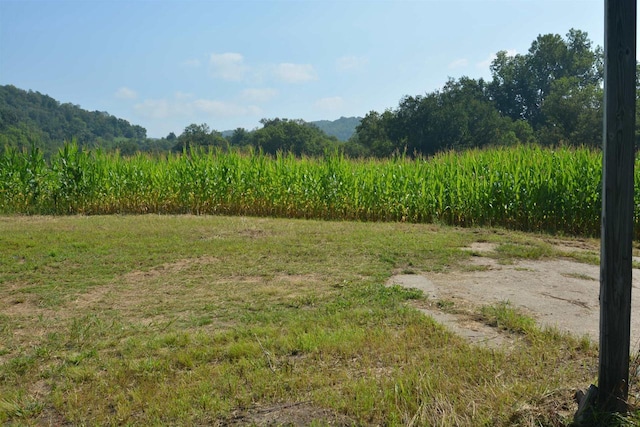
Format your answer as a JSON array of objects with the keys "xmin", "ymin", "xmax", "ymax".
[{"xmin": 0, "ymin": 0, "xmax": 613, "ymax": 138}]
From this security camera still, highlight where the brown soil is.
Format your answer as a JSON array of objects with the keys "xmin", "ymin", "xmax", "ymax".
[{"xmin": 227, "ymin": 402, "xmax": 356, "ymax": 426}]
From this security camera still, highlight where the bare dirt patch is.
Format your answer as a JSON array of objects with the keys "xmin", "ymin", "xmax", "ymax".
[
  {"xmin": 227, "ymin": 402, "xmax": 356, "ymax": 426},
  {"xmin": 464, "ymin": 241, "xmax": 497, "ymax": 254},
  {"xmin": 545, "ymin": 238, "xmax": 597, "ymax": 253},
  {"xmin": 64, "ymin": 257, "xmax": 327, "ymax": 330},
  {"xmin": 389, "ymin": 243, "xmax": 640, "ymax": 350},
  {"xmin": 69, "ymin": 256, "xmax": 221, "ymax": 309}
]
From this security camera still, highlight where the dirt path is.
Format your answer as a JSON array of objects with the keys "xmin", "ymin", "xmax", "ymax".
[{"xmin": 387, "ymin": 243, "xmax": 640, "ymax": 350}]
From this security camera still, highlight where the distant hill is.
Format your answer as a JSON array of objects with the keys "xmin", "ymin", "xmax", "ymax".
[
  {"xmin": 0, "ymin": 84, "xmax": 362, "ymax": 158},
  {"xmin": 310, "ymin": 116, "xmax": 361, "ymax": 141},
  {"xmin": 0, "ymin": 84, "xmax": 147, "ymax": 155},
  {"xmin": 222, "ymin": 116, "xmax": 362, "ymax": 141}
]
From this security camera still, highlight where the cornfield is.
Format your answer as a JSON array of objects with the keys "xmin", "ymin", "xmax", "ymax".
[{"xmin": 0, "ymin": 143, "xmax": 623, "ymax": 237}]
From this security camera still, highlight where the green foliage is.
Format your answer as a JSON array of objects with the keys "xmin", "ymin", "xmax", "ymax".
[
  {"xmin": 480, "ymin": 302, "xmax": 537, "ymax": 335},
  {"xmin": 228, "ymin": 127, "xmax": 252, "ymax": 147},
  {"xmin": 350, "ymin": 110, "xmax": 396, "ymax": 157},
  {"xmin": 353, "ymin": 28, "xmax": 605, "ymax": 155},
  {"xmin": 539, "ymin": 76, "xmax": 603, "ymax": 146},
  {"xmin": 0, "ymin": 85, "xmax": 350, "ymax": 159},
  {"xmin": 0, "ymin": 144, "xmax": 50, "ymax": 214},
  {"xmin": 352, "ymin": 77, "xmax": 532, "ymax": 157},
  {"xmin": 252, "ymin": 118, "xmax": 339, "ymax": 156},
  {"xmin": 490, "ymin": 29, "xmax": 602, "ymax": 126},
  {"xmin": 172, "ymin": 123, "xmax": 229, "ymax": 152},
  {"xmin": 0, "ymin": 85, "xmax": 147, "ymax": 156},
  {"xmin": 310, "ymin": 116, "xmax": 362, "ymax": 141},
  {"xmin": 0, "ymin": 143, "xmax": 616, "ymax": 237}
]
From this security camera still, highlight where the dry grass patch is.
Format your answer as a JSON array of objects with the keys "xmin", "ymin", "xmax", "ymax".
[{"xmin": 66, "ymin": 258, "xmax": 330, "ymax": 333}]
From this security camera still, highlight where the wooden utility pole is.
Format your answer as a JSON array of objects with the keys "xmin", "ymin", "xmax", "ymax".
[{"xmin": 599, "ymin": 0, "xmax": 636, "ymax": 413}]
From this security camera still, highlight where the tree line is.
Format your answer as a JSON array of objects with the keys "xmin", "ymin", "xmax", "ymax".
[
  {"xmin": 0, "ymin": 84, "xmax": 353, "ymax": 158},
  {"xmin": 169, "ymin": 118, "xmax": 342, "ymax": 156},
  {"xmin": 348, "ymin": 29, "xmax": 610, "ymax": 157},
  {"xmin": 0, "ymin": 85, "xmax": 147, "ymax": 157},
  {"xmin": 165, "ymin": 29, "xmax": 615, "ymax": 158},
  {"xmin": 4, "ymin": 29, "xmax": 637, "ymax": 159}
]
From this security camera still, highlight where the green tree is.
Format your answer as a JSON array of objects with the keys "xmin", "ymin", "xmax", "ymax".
[
  {"xmin": 489, "ymin": 29, "xmax": 602, "ymax": 133},
  {"xmin": 538, "ymin": 76, "xmax": 602, "ymax": 146},
  {"xmin": 229, "ymin": 127, "xmax": 252, "ymax": 146},
  {"xmin": 253, "ymin": 118, "xmax": 337, "ymax": 156},
  {"xmin": 173, "ymin": 123, "xmax": 228, "ymax": 152},
  {"xmin": 115, "ymin": 139, "xmax": 139, "ymax": 156},
  {"xmin": 341, "ymin": 138, "xmax": 371, "ymax": 158},
  {"xmin": 488, "ymin": 51, "xmax": 535, "ymax": 122},
  {"xmin": 353, "ymin": 77, "xmax": 526, "ymax": 157},
  {"xmin": 350, "ymin": 111, "xmax": 395, "ymax": 157},
  {"xmin": 0, "ymin": 84, "xmax": 148, "ymax": 156}
]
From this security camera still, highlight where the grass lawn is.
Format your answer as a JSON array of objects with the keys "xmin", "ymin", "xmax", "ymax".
[{"xmin": 0, "ymin": 215, "xmax": 635, "ymax": 425}]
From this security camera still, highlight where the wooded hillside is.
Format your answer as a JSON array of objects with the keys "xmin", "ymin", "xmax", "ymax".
[{"xmin": 0, "ymin": 85, "xmax": 147, "ymax": 156}]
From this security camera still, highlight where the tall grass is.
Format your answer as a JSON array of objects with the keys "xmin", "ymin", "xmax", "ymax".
[{"xmin": 0, "ymin": 143, "xmax": 614, "ymax": 236}]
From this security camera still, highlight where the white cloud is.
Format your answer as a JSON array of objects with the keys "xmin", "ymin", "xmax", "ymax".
[
  {"xmin": 133, "ymin": 99, "xmax": 170, "ymax": 119},
  {"xmin": 209, "ymin": 52, "xmax": 247, "ymax": 81},
  {"xmin": 115, "ymin": 87, "xmax": 138, "ymax": 100},
  {"xmin": 134, "ymin": 93, "xmax": 261, "ymax": 121},
  {"xmin": 477, "ymin": 49, "xmax": 518, "ymax": 70},
  {"xmin": 314, "ymin": 96, "xmax": 344, "ymax": 112},
  {"xmin": 336, "ymin": 55, "xmax": 368, "ymax": 71},
  {"xmin": 241, "ymin": 88, "xmax": 278, "ymax": 103},
  {"xmin": 192, "ymin": 99, "xmax": 261, "ymax": 116},
  {"xmin": 274, "ymin": 63, "xmax": 317, "ymax": 83},
  {"xmin": 448, "ymin": 58, "xmax": 468, "ymax": 69}
]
